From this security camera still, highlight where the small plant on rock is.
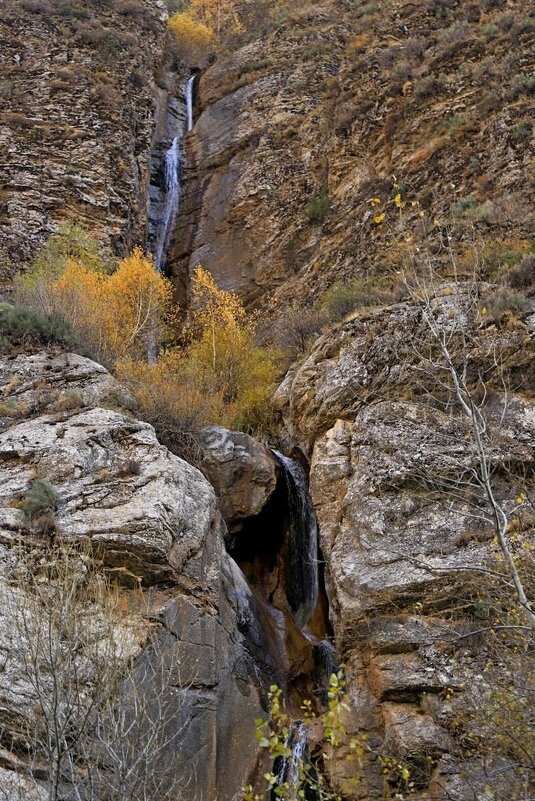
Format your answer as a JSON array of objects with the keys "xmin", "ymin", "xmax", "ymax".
[{"xmin": 244, "ymin": 673, "xmax": 366, "ymax": 801}]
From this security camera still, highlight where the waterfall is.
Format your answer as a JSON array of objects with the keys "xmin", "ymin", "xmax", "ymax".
[
  {"xmin": 153, "ymin": 132, "xmax": 181, "ymax": 273},
  {"xmin": 186, "ymin": 74, "xmax": 195, "ymax": 133},
  {"xmin": 272, "ymin": 452, "xmax": 319, "ymax": 630},
  {"xmin": 149, "ymin": 74, "xmax": 195, "ymax": 276},
  {"xmin": 315, "ymin": 639, "xmax": 338, "ymax": 704},
  {"xmin": 146, "ymin": 76, "xmax": 195, "ymax": 361},
  {"xmin": 275, "ymin": 721, "xmax": 308, "ymax": 796}
]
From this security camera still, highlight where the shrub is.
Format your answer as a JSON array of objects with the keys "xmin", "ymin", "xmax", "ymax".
[
  {"xmin": 317, "ymin": 278, "xmax": 393, "ymax": 322},
  {"xmin": 116, "ymin": 458, "xmax": 142, "ymax": 477},
  {"xmin": 305, "ymin": 187, "xmax": 330, "ymax": 224},
  {"xmin": 21, "ymin": 479, "xmax": 60, "ymax": 521},
  {"xmin": 508, "ymin": 73, "xmax": 535, "ymax": 100},
  {"xmin": 22, "ymin": 222, "xmax": 106, "ymax": 290},
  {"xmin": 58, "ymin": 1, "xmax": 89, "ymax": 19},
  {"xmin": 482, "ymin": 290, "xmax": 532, "ymax": 323},
  {"xmin": 18, "ymin": 246, "xmax": 172, "ymax": 365},
  {"xmin": 510, "ymin": 120, "xmax": 532, "ymax": 143},
  {"xmin": 246, "ymin": 674, "xmax": 366, "ymax": 801},
  {"xmin": 413, "ymin": 74, "xmax": 447, "ymax": 98},
  {"xmin": 450, "ymin": 196, "xmax": 494, "ymax": 219},
  {"xmin": 272, "ymin": 307, "xmax": 325, "ymax": 358},
  {"xmin": 480, "ymin": 23, "xmax": 499, "ymax": 38},
  {"xmin": 502, "ymin": 255, "xmax": 535, "ymax": 295},
  {"xmin": 479, "ymin": 240, "xmax": 532, "ymax": 280},
  {"xmin": 21, "ymin": 0, "xmax": 54, "ymax": 12},
  {"xmin": 440, "ymin": 112, "xmax": 470, "ymax": 135},
  {"xmin": 0, "ymin": 304, "xmax": 81, "ymax": 352}
]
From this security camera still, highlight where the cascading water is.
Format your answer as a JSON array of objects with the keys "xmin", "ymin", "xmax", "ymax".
[
  {"xmin": 186, "ymin": 74, "xmax": 195, "ymax": 133},
  {"xmin": 146, "ymin": 76, "xmax": 195, "ymax": 361},
  {"xmin": 275, "ymin": 721, "xmax": 308, "ymax": 798},
  {"xmin": 315, "ymin": 639, "xmax": 338, "ymax": 704},
  {"xmin": 148, "ymin": 75, "xmax": 195, "ymax": 276},
  {"xmin": 230, "ymin": 450, "xmax": 336, "ymax": 797},
  {"xmin": 153, "ymin": 130, "xmax": 181, "ymax": 273},
  {"xmin": 272, "ymin": 452, "xmax": 319, "ymax": 629}
]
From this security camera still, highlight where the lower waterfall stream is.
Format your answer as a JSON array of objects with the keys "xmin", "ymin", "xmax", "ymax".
[{"xmin": 230, "ymin": 452, "xmax": 336, "ymax": 798}]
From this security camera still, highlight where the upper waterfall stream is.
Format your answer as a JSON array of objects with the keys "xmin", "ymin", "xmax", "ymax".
[{"xmin": 148, "ymin": 75, "xmax": 195, "ymax": 275}]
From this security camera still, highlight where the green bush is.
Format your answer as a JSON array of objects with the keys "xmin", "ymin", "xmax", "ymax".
[
  {"xmin": 21, "ymin": 480, "xmax": 61, "ymax": 520},
  {"xmin": 305, "ymin": 188, "xmax": 330, "ymax": 224},
  {"xmin": 479, "ymin": 241, "xmax": 528, "ymax": 280},
  {"xmin": 482, "ymin": 290, "xmax": 532, "ymax": 322},
  {"xmin": 511, "ymin": 120, "xmax": 532, "ymax": 143},
  {"xmin": 317, "ymin": 278, "xmax": 393, "ymax": 322},
  {"xmin": 0, "ymin": 304, "xmax": 81, "ymax": 352},
  {"xmin": 502, "ymin": 255, "xmax": 535, "ymax": 295},
  {"xmin": 413, "ymin": 73, "xmax": 447, "ymax": 98}
]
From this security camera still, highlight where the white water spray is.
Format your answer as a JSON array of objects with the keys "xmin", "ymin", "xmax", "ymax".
[
  {"xmin": 186, "ymin": 74, "xmax": 195, "ymax": 133},
  {"xmin": 153, "ymin": 134, "xmax": 180, "ymax": 272},
  {"xmin": 276, "ymin": 722, "xmax": 308, "ymax": 797}
]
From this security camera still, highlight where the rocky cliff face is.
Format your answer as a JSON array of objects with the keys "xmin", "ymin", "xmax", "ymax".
[
  {"xmin": 0, "ymin": 0, "xmax": 171, "ymax": 278},
  {"xmin": 0, "ymin": 350, "xmax": 267, "ymax": 801},
  {"xmin": 180, "ymin": 0, "xmax": 534, "ymax": 316},
  {"xmin": 276, "ymin": 289, "xmax": 535, "ymax": 797}
]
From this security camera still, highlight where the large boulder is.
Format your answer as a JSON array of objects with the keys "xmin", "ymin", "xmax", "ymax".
[
  {"xmin": 0, "ymin": 350, "xmax": 264, "ymax": 801},
  {"xmin": 278, "ymin": 292, "xmax": 535, "ymax": 798},
  {"xmin": 199, "ymin": 425, "xmax": 279, "ymax": 533}
]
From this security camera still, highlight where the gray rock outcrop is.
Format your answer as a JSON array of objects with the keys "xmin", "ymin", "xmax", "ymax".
[
  {"xmin": 199, "ymin": 425, "xmax": 279, "ymax": 533},
  {"xmin": 0, "ymin": 350, "xmax": 264, "ymax": 801},
  {"xmin": 277, "ymin": 291, "xmax": 535, "ymax": 797}
]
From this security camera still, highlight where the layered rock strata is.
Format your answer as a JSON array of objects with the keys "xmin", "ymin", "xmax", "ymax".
[{"xmin": 0, "ymin": 350, "xmax": 265, "ymax": 801}]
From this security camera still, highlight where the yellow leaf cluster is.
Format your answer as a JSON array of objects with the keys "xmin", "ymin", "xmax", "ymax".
[
  {"xmin": 119, "ymin": 265, "xmax": 279, "ymax": 433},
  {"xmin": 168, "ymin": 0, "xmax": 244, "ymax": 57},
  {"xmin": 188, "ymin": 0, "xmax": 244, "ymax": 36},
  {"xmin": 21, "ymin": 247, "xmax": 172, "ymax": 365},
  {"xmin": 167, "ymin": 11, "xmax": 214, "ymax": 59}
]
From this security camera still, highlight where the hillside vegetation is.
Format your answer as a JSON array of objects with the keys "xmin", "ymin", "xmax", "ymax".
[{"xmin": 186, "ymin": 0, "xmax": 534, "ymax": 324}]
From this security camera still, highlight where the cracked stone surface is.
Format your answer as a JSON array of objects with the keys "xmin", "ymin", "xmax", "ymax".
[
  {"xmin": 0, "ymin": 350, "xmax": 264, "ymax": 801},
  {"xmin": 278, "ymin": 294, "xmax": 535, "ymax": 798}
]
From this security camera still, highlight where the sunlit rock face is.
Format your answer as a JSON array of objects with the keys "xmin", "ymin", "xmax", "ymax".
[
  {"xmin": 0, "ymin": 350, "xmax": 264, "ymax": 801},
  {"xmin": 279, "ymin": 294, "xmax": 535, "ymax": 798}
]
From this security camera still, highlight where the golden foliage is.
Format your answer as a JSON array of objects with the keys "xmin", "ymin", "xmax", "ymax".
[
  {"xmin": 19, "ymin": 247, "xmax": 172, "ymax": 365},
  {"xmin": 167, "ymin": 11, "xmax": 214, "ymax": 60},
  {"xmin": 187, "ymin": 0, "xmax": 243, "ymax": 38},
  {"xmin": 168, "ymin": 0, "xmax": 244, "ymax": 59},
  {"xmin": 118, "ymin": 265, "xmax": 279, "ymax": 433}
]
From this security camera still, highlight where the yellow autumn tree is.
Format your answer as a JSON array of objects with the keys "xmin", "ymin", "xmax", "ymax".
[
  {"xmin": 167, "ymin": 12, "xmax": 214, "ymax": 62},
  {"xmin": 187, "ymin": 0, "xmax": 243, "ymax": 38},
  {"xmin": 168, "ymin": 0, "xmax": 243, "ymax": 59},
  {"xmin": 18, "ymin": 247, "xmax": 172, "ymax": 365},
  {"xmin": 188, "ymin": 265, "xmax": 246, "ymax": 368},
  {"xmin": 118, "ymin": 265, "xmax": 280, "ymax": 447}
]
